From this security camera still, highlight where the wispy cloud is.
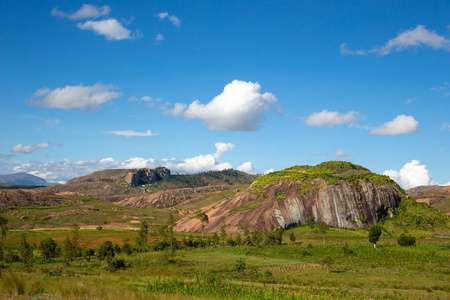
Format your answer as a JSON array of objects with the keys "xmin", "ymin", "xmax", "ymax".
[
  {"xmin": 155, "ymin": 33, "xmax": 165, "ymax": 42},
  {"xmin": 441, "ymin": 122, "xmax": 450, "ymax": 131},
  {"xmin": 304, "ymin": 110, "xmax": 359, "ymax": 128},
  {"xmin": 51, "ymin": 4, "xmax": 110, "ymax": 20},
  {"xmin": 104, "ymin": 130, "xmax": 157, "ymax": 137},
  {"xmin": 341, "ymin": 25, "xmax": 450, "ymax": 56},
  {"xmin": 334, "ymin": 149, "xmax": 353, "ymax": 161},
  {"xmin": 158, "ymin": 12, "xmax": 180, "ymax": 26},
  {"xmin": 29, "ymin": 83, "xmax": 122, "ymax": 110},
  {"xmin": 11, "ymin": 142, "xmax": 50, "ymax": 154},
  {"xmin": 405, "ymin": 96, "xmax": 420, "ymax": 104}
]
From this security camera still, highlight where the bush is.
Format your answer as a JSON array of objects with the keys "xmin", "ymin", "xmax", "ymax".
[
  {"xmin": 397, "ymin": 234, "xmax": 416, "ymax": 246},
  {"xmin": 106, "ymin": 258, "xmax": 126, "ymax": 272},
  {"xmin": 122, "ymin": 242, "xmax": 133, "ymax": 255},
  {"xmin": 235, "ymin": 258, "xmax": 246, "ymax": 272},
  {"xmin": 97, "ymin": 241, "xmax": 114, "ymax": 260}
]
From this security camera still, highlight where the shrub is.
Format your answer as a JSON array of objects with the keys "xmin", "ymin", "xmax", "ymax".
[
  {"xmin": 397, "ymin": 234, "xmax": 416, "ymax": 246},
  {"xmin": 97, "ymin": 241, "xmax": 114, "ymax": 260},
  {"xmin": 106, "ymin": 258, "xmax": 126, "ymax": 272},
  {"xmin": 235, "ymin": 258, "xmax": 246, "ymax": 272},
  {"xmin": 39, "ymin": 238, "xmax": 57, "ymax": 261}
]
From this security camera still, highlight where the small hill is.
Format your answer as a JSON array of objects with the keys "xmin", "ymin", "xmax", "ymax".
[
  {"xmin": 408, "ymin": 185, "xmax": 450, "ymax": 214},
  {"xmin": 406, "ymin": 185, "xmax": 440, "ymax": 198},
  {"xmin": 0, "ymin": 172, "xmax": 46, "ymax": 186},
  {"xmin": 45, "ymin": 168, "xmax": 258, "ymax": 205},
  {"xmin": 0, "ymin": 189, "xmax": 75, "ymax": 207},
  {"xmin": 174, "ymin": 161, "xmax": 404, "ymax": 234}
]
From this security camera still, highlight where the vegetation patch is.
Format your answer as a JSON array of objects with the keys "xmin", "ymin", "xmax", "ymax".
[{"xmin": 227, "ymin": 203, "xmax": 262, "ymax": 216}]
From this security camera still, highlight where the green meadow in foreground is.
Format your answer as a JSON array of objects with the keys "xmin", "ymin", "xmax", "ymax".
[{"xmin": 0, "ymin": 196, "xmax": 449, "ymax": 299}]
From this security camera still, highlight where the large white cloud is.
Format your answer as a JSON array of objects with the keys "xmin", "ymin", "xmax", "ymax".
[
  {"xmin": 370, "ymin": 115, "xmax": 418, "ymax": 135},
  {"xmin": 11, "ymin": 142, "xmax": 50, "ymax": 154},
  {"xmin": 104, "ymin": 130, "xmax": 157, "ymax": 137},
  {"xmin": 77, "ymin": 19, "xmax": 134, "ymax": 41},
  {"xmin": 383, "ymin": 160, "xmax": 437, "ymax": 190},
  {"xmin": 9, "ymin": 143, "xmax": 239, "ymax": 183},
  {"xmin": 341, "ymin": 25, "xmax": 450, "ymax": 56},
  {"xmin": 30, "ymin": 83, "xmax": 122, "ymax": 110},
  {"xmin": 173, "ymin": 80, "xmax": 280, "ymax": 131},
  {"xmin": 304, "ymin": 110, "xmax": 359, "ymax": 128},
  {"xmin": 51, "ymin": 4, "xmax": 110, "ymax": 20}
]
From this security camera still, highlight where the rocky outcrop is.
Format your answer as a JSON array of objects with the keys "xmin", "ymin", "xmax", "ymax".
[
  {"xmin": 174, "ymin": 177, "xmax": 403, "ymax": 234},
  {"xmin": 124, "ymin": 167, "xmax": 170, "ymax": 186}
]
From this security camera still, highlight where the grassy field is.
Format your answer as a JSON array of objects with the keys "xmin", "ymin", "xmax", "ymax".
[
  {"xmin": 0, "ymin": 188, "xmax": 449, "ymax": 299},
  {"xmin": 0, "ymin": 223, "xmax": 448, "ymax": 299}
]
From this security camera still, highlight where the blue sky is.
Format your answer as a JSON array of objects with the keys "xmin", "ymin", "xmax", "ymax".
[{"xmin": 0, "ymin": 1, "xmax": 449, "ymax": 189}]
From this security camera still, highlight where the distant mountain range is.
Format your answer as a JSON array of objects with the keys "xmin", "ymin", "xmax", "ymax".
[{"xmin": 0, "ymin": 172, "xmax": 47, "ymax": 186}]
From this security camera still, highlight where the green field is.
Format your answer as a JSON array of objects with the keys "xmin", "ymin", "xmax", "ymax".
[{"xmin": 0, "ymin": 189, "xmax": 449, "ymax": 299}]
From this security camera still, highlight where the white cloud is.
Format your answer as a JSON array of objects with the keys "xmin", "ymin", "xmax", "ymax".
[
  {"xmin": 214, "ymin": 142, "xmax": 235, "ymax": 158},
  {"xmin": 370, "ymin": 115, "xmax": 418, "ymax": 135},
  {"xmin": 30, "ymin": 83, "xmax": 122, "ymax": 110},
  {"xmin": 11, "ymin": 142, "xmax": 50, "ymax": 154},
  {"xmin": 155, "ymin": 34, "xmax": 165, "ymax": 41},
  {"xmin": 383, "ymin": 160, "xmax": 437, "ymax": 190},
  {"xmin": 334, "ymin": 149, "xmax": 353, "ymax": 161},
  {"xmin": 178, "ymin": 80, "xmax": 280, "ymax": 131},
  {"xmin": 304, "ymin": 110, "xmax": 359, "ymax": 128},
  {"xmin": 163, "ymin": 103, "xmax": 187, "ymax": 116},
  {"xmin": 51, "ymin": 4, "xmax": 110, "ymax": 20},
  {"xmin": 264, "ymin": 168, "xmax": 275, "ymax": 175},
  {"xmin": 158, "ymin": 12, "xmax": 180, "ymax": 26},
  {"xmin": 8, "ymin": 143, "xmax": 237, "ymax": 182},
  {"xmin": 104, "ymin": 130, "xmax": 157, "ymax": 137},
  {"xmin": 341, "ymin": 25, "xmax": 450, "ymax": 56},
  {"xmin": 77, "ymin": 19, "xmax": 134, "ymax": 40},
  {"xmin": 237, "ymin": 162, "xmax": 254, "ymax": 173}
]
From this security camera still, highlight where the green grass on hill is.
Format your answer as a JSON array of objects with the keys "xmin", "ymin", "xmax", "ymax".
[{"xmin": 251, "ymin": 161, "xmax": 402, "ymax": 192}]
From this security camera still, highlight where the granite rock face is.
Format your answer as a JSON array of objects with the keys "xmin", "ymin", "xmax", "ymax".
[
  {"xmin": 124, "ymin": 167, "xmax": 171, "ymax": 186},
  {"xmin": 174, "ymin": 178, "xmax": 403, "ymax": 234}
]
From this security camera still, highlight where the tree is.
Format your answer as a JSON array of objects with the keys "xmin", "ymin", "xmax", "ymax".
[
  {"xmin": 135, "ymin": 221, "xmax": 148, "ymax": 264},
  {"xmin": 62, "ymin": 237, "xmax": 76, "ymax": 264},
  {"xmin": 71, "ymin": 223, "xmax": 80, "ymax": 250},
  {"xmin": 308, "ymin": 216, "xmax": 315, "ymax": 229},
  {"xmin": 18, "ymin": 234, "xmax": 33, "ymax": 264},
  {"xmin": 315, "ymin": 222, "xmax": 329, "ymax": 246},
  {"xmin": 321, "ymin": 255, "xmax": 334, "ymax": 273},
  {"xmin": 0, "ymin": 216, "xmax": 7, "ymax": 260},
  {"xmin": 289, "ymin": 232, "xmax": 296, "ymax": 244},
  {"xmin": 368, "ymin": 225, "xmax": 382, "ymax": 249},
  {"xmin": 220, "ymin": 223, "xmax": 227, "ymax": 246},
  {"xmin": 196, "ymin": 212, "xmax": 209, "ymax": 239},
  {"xmin": 98, "ymin": 241, "xmax": 115, "ymax": 260},
  {"xmin": 39, "ymin": 238, "xmax": 57, "ymax": 261}
]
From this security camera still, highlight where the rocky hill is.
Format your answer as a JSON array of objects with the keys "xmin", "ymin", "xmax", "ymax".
[
  {"xmin": 174, "ymin": 161, "xmax": 404, "ymax": 234},
  {"xmin": 0, "ymin": 172, "xmax": 46, "ymax": 186},
  {"xmin": 45, "ymin": 168, "xmax": 257, "ymax": 205},
  {"xmin": 406, "ymin": 185, "xmax": 440, "ymax": 198},
  {"xmin": 408, "ymin": 185, "xmax": 450, "ymax": 214}
]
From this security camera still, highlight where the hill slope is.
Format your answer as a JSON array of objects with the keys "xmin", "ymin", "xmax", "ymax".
[
  {"xmin": 175, "ymin": 161, "xmax": 404, "ymax": 233},
  {"xmin": 408, "ymin": 185, "xmax": 450, "ymax": 214},
  {"xmin": 0, "ymin": 172, "xmax": 46, "ymax": 186},
  {"xmin": 45, "ymin": 168, "xmax": 258, "ymax": 205}
]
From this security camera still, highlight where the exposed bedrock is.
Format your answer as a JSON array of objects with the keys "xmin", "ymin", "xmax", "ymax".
[{"xmin": 174, "ymin": 178, "xmax": 402, "ymax": 234}]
